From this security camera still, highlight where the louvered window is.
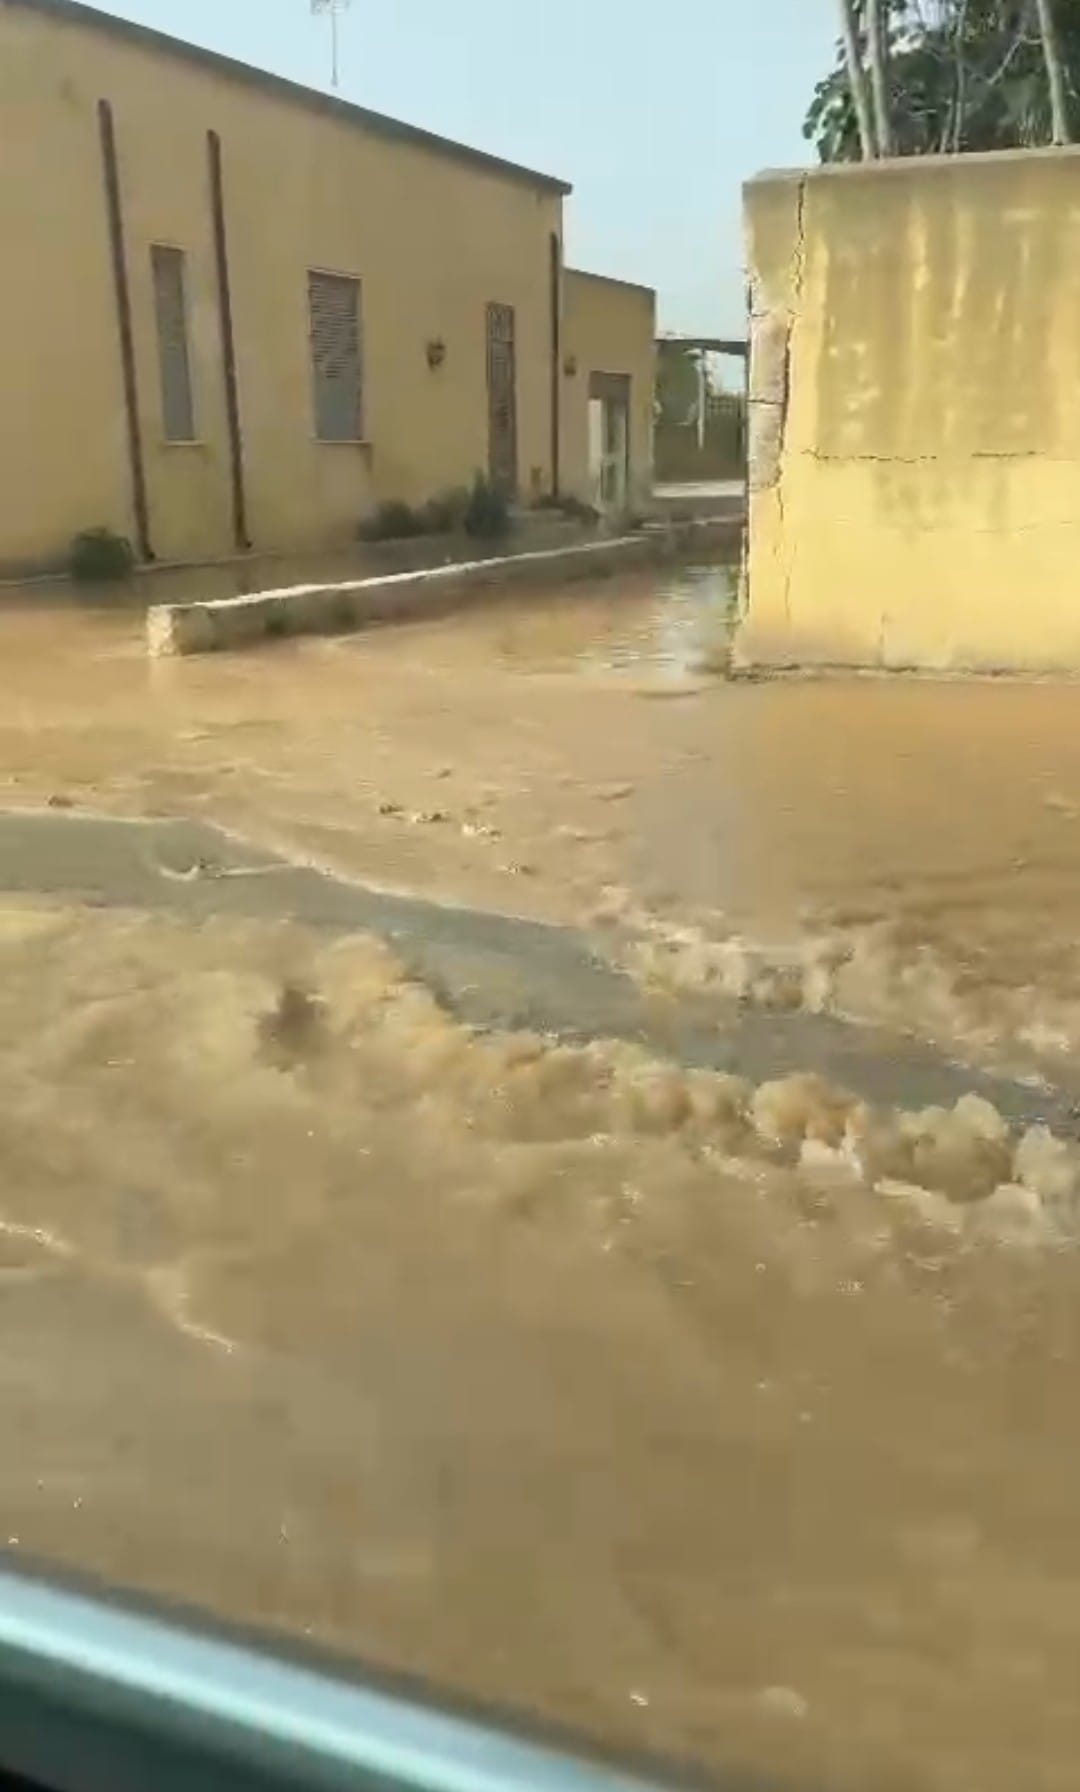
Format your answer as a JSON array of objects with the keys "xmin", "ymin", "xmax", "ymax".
[
  {"xmin": 151, "ymin": 245, "xmax": 196, "ymax": 443},
  {"xmin": 308, "ymin": 270, "xmax": 363, "ymax": 442}
]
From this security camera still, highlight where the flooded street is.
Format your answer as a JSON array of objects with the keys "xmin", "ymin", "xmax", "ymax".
[
  {"xmin": 5, "ymin": 564, "xmax": 1080, "ymax": 1789},
  {"xmin": 8, "ymin": 562, "xmax": 1080, "ymax": 1088}
]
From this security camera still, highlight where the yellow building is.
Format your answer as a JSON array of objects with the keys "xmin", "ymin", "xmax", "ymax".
[
  {"xmin": 740, "ymin": 149, "xmax": 1080, "ymax": 673},
  {"xmin": 561, "ymin": 271, "xmax": 656, "ymax": 514},
  {"xmin": 0, "ymin": 0, "xmax": 655, "ymax": 574}
]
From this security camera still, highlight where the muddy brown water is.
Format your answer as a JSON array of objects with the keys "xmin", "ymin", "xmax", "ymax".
[{"xmin": 4, "ymin": 566, "xmax": 1080, "ymax": 1789}]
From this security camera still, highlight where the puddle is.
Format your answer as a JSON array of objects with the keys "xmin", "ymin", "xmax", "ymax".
[{"xmin": 429, "ymin": 562, "xmax": 742, "ymax": 681}]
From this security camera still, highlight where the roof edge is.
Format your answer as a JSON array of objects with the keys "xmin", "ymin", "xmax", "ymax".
[
  {"xmin": 747, "ymin": 142, "xmax": 1080, "ymax": 190},
  {"xmin": 2, "ymin": 0, "xmax": 572, "ymax": 196},
  {"xmin": 566, "ymin": 266, "xmax": 655, "ymax": 298}
]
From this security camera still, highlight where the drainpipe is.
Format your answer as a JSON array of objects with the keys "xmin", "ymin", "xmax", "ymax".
[
  {"xmin": 97, "ymin": 99, "xmax": 152, "ymax": 562},
  {"xmin": 549, "ymin": 230, "xmax": 562, "ymax": 497},
  {"xmin": 208, "ymin": 130, "xmax": 251, "ymax": 551}
]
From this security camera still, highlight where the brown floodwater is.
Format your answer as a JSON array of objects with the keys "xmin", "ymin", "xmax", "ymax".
[
  {"xmin": 7, "ymin": 562, "xmax": 1080, "ymax": 1079},
  {"xmin": 4, "ymin": 567, "xmax": 1080, "ymax": 1789}
]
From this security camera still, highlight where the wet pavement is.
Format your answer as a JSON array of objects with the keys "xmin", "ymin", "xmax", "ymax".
[{"xmin": 4, "ymin": 563, "xmax": 1080, "ymax": 1790}]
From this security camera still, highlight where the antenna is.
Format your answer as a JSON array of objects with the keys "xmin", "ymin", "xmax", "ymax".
[{"xmin": 311, "ymin": 0, "xmax": 351, "ymax": 89}]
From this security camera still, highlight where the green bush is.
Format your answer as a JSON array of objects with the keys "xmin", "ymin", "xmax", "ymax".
[
  {"xmin": 530, "ymin": 492, "xmax": 600, "ymax": 524},
  {"xmin": 68, "ymin": 526, "xmax": 136, "ymax": 583},
  {"xmin": 463, "ymin": 473, "xmax": 511, "ymax": 541},
  {"xmin": 359, "ymin": 481, "xmax": 511, "ymax": 545},
  {"xmin": 330, "ymin": 591, "xmax": 356, "ymax": 631},
  {"xmin": 358, "ymin": 499, "xmax": 425, "ymax": 543},
  {"xmin": 419, "ymin": 486, "xmax": 470, "ymax": 534}
]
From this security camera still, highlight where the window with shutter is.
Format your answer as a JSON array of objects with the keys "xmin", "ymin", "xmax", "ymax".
[
  {"xmin": 151, "ymin": 245, "xmax": 196, "ymax": 443},
  {"xmin": 308, "ymin": 271, "xmax": 363, "ymax": 442}
]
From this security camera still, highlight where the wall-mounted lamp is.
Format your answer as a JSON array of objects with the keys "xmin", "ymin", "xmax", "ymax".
[
  {"xmin": 562, "ymin": 353, "xmax": 578, "ymax": 378},
  {"xmin": 426, "ymin": 337, "xmax": 447, "ymax": 370}
]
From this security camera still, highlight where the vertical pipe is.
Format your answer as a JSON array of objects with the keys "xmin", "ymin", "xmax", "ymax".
[
  {"xmin": 548, "ymin": 231, "xmax": 561, "ymax": 498},
  {"xmin": 207, "ymin": 130, "xmax": 250, "ymax": 552},
  {"xmin": 742, "ymin": 292, "xmax": 751, "ymax": 492},
  {"xmin": 97, "ymin": 99, "xmax": 152, "ymax": 561},
  {"xmin": 741, "ymin": 291, "xmax": 751, "ymax": 588}
]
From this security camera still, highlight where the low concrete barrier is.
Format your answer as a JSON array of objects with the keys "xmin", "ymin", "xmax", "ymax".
[{"xmin": 146, "ymin": 520, "xmax": 738, "ymax": 657}]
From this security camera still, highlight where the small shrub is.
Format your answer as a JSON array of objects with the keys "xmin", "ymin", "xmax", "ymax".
[
  {"xmin": 530, "ymin": 493, "xmax": 599, "ymax": 525},
  {"xmin": 420, "ymin": 486, "xmax": 470, "ymax": 535},
  {"xmin": 557, "ymin": 494, "xmax": 600, "ymax": 524},
  {"xmin": 358, "ymin": 499, "xmax": 425, "ymax": 543},
  {"xmin": 463, "ymin": 473, "xmax": 511, "ymax": 541},
  {"xmin": 68, "ymin": 526, "xmax": 136, "ymax": 583},
  {"xmin": 330, "ymin": 591, "xmax": 356, "ymax": 631},
  {"xmin": 360, "ymin": 483, "xmax": 512, "ymax": 544}
]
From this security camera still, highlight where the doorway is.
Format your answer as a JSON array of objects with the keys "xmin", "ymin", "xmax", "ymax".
[
  {"xmin": 486, "ymin": 302, "xmax": 518, "ymax": 493},
  {"xmin": 588, "ymin": 372, "xmax": 631, "ymax": 514}
]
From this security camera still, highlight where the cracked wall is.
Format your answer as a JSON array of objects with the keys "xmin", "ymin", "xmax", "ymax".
[
  {"xmin": 746, "ymin": 176, "xmax": 803, "ymax": 498},
  {"xmin": 737, "ymin": 150, "xmax": 1080, "ymax": 673}
]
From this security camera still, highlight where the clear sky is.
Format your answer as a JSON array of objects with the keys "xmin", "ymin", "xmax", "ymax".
[{"xmin": 89, "ymin": 0, "xmax": 837, "ymax": 335}]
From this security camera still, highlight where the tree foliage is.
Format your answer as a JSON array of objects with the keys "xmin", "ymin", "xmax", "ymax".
[{"xmin": 807, "ymin": 0, "xmax": 1080, "ymax": 161}]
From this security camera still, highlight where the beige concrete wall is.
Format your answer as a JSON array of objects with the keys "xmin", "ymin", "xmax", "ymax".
[
  {"xmin": 0, "ymin": 0, "xmax": 564, "ymax": 569},
  {"xmin": 561, "ymin": 271, "xmax": 655, "ymax": 510},
  {"xmin": 740, "ymin": 150, "xmax": 1080, "ymax": 673}
]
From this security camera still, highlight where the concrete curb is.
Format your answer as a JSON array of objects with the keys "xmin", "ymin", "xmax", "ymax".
[{"xmin": 146, "ymin": 519, "xmax": 740, "ymax": 657}]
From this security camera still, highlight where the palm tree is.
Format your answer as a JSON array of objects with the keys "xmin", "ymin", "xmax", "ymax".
[
  {"xmin": 836, "ymin": 0, "xmax": 878, "ymax": 158},
  {"xmin": 1035, "ymin": 0, "xmax": 1072, "ymax": 144},
  {"xmin": 866, "ymin": 0, "xmax": 894, "ymax": 155},
  {"xmin": 809, "ymin": 1, "xmax": 1080, "ymax": 162}
]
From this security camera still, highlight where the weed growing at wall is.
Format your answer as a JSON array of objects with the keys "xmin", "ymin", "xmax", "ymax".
[
  {"xmin": 68, "ymin": 527, "xmax": 136, "ymax": 583},
  {"xmin": 463, "ymin": 473, "xmax": 511, "ymax": 541}
]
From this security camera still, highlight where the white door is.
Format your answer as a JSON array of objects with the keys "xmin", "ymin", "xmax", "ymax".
[
  {"xmin": 601, "ymin": 398, "xmax": 629, "ymax": 511},
  {"xmin": 589, "ymin": 395, "xmax": 629, "ymax": 513},
  {"xmin": 588, "ymin": 397, "xmax": 605, "ymax": 510}
]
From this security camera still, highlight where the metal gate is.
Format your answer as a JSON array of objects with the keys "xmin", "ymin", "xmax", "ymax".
[{"xmin": 486, "ymin": 302, "xmax": 518, "ymax": 493}]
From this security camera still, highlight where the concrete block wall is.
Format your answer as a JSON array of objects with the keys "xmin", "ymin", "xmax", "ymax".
[{"xmin": 739, "ymin": 149, "xmax": 1080, "ymax": 673}]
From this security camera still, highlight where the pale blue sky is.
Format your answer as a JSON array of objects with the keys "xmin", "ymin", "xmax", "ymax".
[{"xmin": 91, "ymin": 0, "xmax": 837, "ymax": 333}]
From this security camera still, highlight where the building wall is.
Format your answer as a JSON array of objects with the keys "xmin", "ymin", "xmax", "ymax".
[
  {"xmin": 561, "ymin": 271, "xmax": 655, "ymax": 510},
  {"xmin": 0, "ymin": 0, "xmax": 563, "ymax": 570},
  {"xmin": 739, "ymin": 150, "xmax": 1080, "ymax": 673}
]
